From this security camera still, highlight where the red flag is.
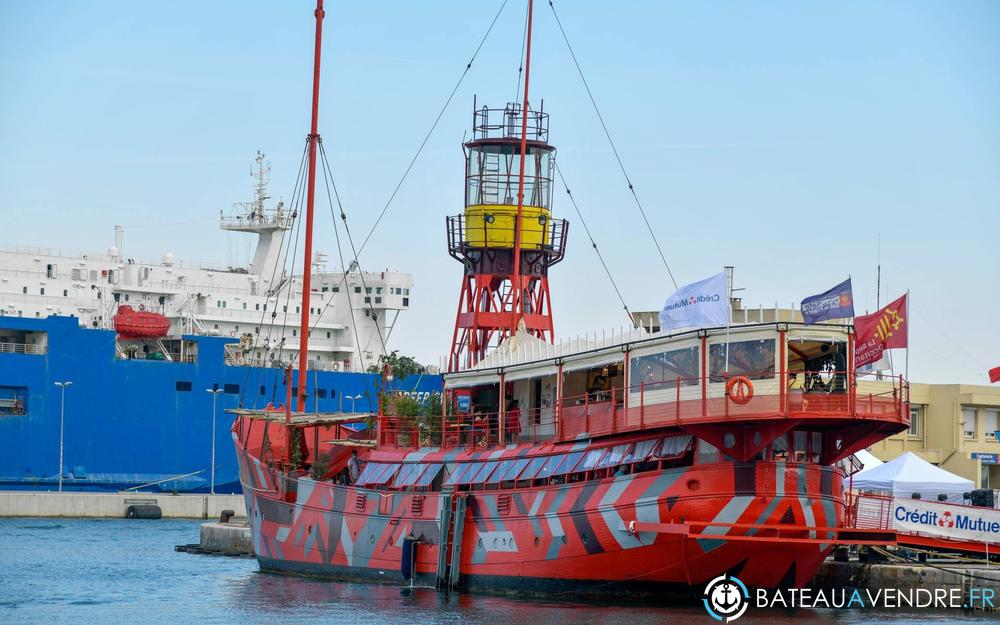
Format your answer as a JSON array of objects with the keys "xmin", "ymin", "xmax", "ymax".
[
  {"xmin": 854, "ymin": 293, "xmax": 908, "ymax": 368},
  {"xmin": 990, "ymin": 366, "xmax": 1000, "ymax": 384}
]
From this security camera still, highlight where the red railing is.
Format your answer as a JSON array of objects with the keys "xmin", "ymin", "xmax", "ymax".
[{"xmin": 376, "ymin": 371, "xmax": 907, "ymax": 450}]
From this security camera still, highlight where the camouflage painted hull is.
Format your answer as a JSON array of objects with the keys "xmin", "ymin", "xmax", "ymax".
[{"xmin": 236, "ymin": 437, "xmax": 841, "ymax": 597}]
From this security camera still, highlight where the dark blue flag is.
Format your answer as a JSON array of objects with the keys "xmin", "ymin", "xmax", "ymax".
[{"xmin": 801, "ymin": 278, "xmax": 855, "ymax": 324}]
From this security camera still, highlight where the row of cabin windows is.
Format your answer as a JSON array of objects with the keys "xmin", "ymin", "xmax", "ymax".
[
  {"xmin": 175, "ymin": 381, "xmax": 240, "ymax": 394},
  {"xmin": 254, "ymin": 385, "xmax": 336, "ymax": 399},
  {"xmin": 22, "ymin": 287, "xmax": 72, "ymax": 297},
  {"xmin": 354, "ymin": 435, "xmax": 695, "ymax": 491}
]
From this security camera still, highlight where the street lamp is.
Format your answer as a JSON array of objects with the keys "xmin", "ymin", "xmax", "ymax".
[
  {"xmin": 348, "ymin": 394, "xmax": 363, "ymax": 413},
  {"xmin": 206, "ymin": 388, "xmax": 223, "ymax": 495},
  {"xmin": 53, "ymin": 381, "xmax": 72, "ymax": 492}
]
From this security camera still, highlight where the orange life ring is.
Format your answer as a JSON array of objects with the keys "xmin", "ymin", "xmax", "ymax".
[
  {"xmin": 264, "ymin": 402, "xmax": 285, "ymax": 412},
  {"xmin": 726, "ymin": 376, "xmax": 754, "ymax": 405}
]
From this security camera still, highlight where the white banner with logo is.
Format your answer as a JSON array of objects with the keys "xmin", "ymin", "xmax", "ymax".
[
  {"xmin": 892, "ymin": 498, "xmax": 1000, "ymax": 543},
  {"xmin": 658, "ymin": 270, "xmax": 730, "ymax": 332}
]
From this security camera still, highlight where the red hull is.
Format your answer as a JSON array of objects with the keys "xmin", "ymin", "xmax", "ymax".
[{"xmin": 235, "ymin": 435, "xmax": 841, "ymax": 596}]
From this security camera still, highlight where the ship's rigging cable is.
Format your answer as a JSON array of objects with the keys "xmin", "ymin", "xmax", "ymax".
[
  {"xmin": 238, "ymin": 140, "xmax": 309, "ymax": 408},
  {"xmin": 301, "ymin": 0, "xmax": 511, "ymax": 363},
  {"xmin": 316, "ymin": 139, "xmax": 372, "ymax": 372},
  {"xmin": 318, "ymin": 143, "xmax": 388, "ymax": 361},
  {"xmin": 351, "ymin": 0, "xmax": 510, "ymax": 259},
  {"xmin": 547, "ymin": 0, "xmax": 679, "ymax": 290},
  {"xmin": 511, "ymin": 0, "xmax": 529, "ymax": 105},
  {"xmin": 554, "ymin": 162, "xmax": 634, "ymax": 325}
]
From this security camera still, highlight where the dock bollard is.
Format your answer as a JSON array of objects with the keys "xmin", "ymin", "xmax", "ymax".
[{"xmin": 219, "ymin": 509, "xmax": 235, "ymax": 524}]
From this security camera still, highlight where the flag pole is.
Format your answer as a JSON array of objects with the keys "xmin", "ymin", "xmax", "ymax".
[
  {"xmin": 724, "ymin": 267, "xmax": 733, "ymax": 375},
  {"xmin": 905, "ymin": 289, "xmax": 910, "ymax": 395}
]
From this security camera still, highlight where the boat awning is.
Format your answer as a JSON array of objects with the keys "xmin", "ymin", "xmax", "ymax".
[
  {"xmin": 561, "ymin": 350, "xmax": 624, "ymax": 373},
  {"xmin": 445, "ymin": 369, "xmax": 501, "ymax": 389},
  {"xmin": 504, "ymin": 364, "xmax": 558, "ymax": 382}
]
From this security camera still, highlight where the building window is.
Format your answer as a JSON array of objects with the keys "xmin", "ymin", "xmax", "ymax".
[
  {"xmin": 316, "ymin": 388, "xmax": 328, "ymax": 399},
  {"xmin": 242, "ymin": 303, "xmax": 247, "ymax": 310},
  {"xmin": 962, "ymin": 406, "xmax": 977, "ymax": 439},
  {"xmin": 124, "ymin": 294, "xmax": 129, "ymax": 302},
  {"xmin": 908, "ymin": 406, "xmax": 923, "ymax": 438},
  {"xmin": 984, "ymin": 409, "xmax": 999, "ymax": 441},
  {"xmin": 223, "ymin": 384, "xmax": 239, "ymax": 394},
  {"xmin": 97, "ymin": 291, "xmax": 102, "ymax": 300},
  {"xmin": 255, "ymin": 303, "xmax": 260, "ymax": 311},
  {"xmin": 283, "ymin": 305, "xmax": 287, "ymax": 313},
  {"xmin": 326, "ymin": 332, "xmax": 331, "ymax": 339},
  {"xmin": 375, "ymin": 297, "xmax": 382, "ymax": 304},
  {"xmin": 22, "ymin": 286, "xmax": 27, "ymax": 294},
  {"xmin": 376, "ymin": 287, "xmax": 382, "ymax": 294},
  {"xmin": 296, "ymin": 306, "xmax": 300, "ymax": 314},
  {"xmin": 63, "ymin": 290, "xmax": 68, "ymax": 297},
  {"xmin": 322, "ymin": 287, "xmax": 328, "ymax": 293},
  {"xmin": 332, "ymin": 287, "xmax": 339, "ymax": 293},
  {"xmin": 354, "ymin": 287, "xmax": 361, "ymax": 294},
  {"xmin": 364, "ymin": 309, "xmax": 370, "ymax": 318},
  {"xmin": 292, "ymin": 329, "xmax": 297, "ymax": 336},
  {"xmin": 40, "ymin": 288, "xmax": 45, "ymax": 295},
  {"xmin": 259, "ymin": 385, "xmax": 266, "ymax": 396},
  {"xmin": 402, "ymin": 298, "xmax": 409, "ymax": 307},
  {"xmin": 364, "ymin": 297, "xmax": 371, "ymax": 304},
  {"xmin": 176, "ymin": 381, "xmax": 192, "ymax": 392},
  {"xmin": 404, "ymin": 288, "xmax": 409, "ymax": 295}
]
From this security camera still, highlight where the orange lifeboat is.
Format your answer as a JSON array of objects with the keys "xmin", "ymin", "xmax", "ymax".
[{"xmin": 113, "ymin": 305, "xmax": 171, "ymax": 339}]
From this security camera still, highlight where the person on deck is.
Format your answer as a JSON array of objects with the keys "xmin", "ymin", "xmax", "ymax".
[
  {"xmin": 505, "ymin": 400, "xmax": 522, "ymax": 444},
  {"xmin": 347, "ymin": 449, "xmax": 361, "ymax": 484}
]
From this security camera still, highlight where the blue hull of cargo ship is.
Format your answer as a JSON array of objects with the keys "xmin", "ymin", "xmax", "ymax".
[{"xmin": 0, "ymin": 316, "xmax": 441, "ymax": 494}]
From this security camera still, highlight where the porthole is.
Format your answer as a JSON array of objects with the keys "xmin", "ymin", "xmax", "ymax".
[
  {"xmin": 687, "ymin": 479, "xmax": 700, "ymax": 491},
  {"xmin": 723, "ymin": 433, "xmax": 736, "ymax": 449}
]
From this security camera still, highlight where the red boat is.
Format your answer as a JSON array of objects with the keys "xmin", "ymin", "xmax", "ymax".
[
  {"xmin": 113, "ymin": 305, "xmax": 171, "ymax": 339},
  {"xmin": 231, "ymin": 0, "xmax": 907, "ymax": 598}
]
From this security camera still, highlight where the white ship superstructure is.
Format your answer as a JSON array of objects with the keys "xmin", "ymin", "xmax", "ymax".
[{"xmin": 0, "ymin": 154, "xmax": 412, "ymax": 372}]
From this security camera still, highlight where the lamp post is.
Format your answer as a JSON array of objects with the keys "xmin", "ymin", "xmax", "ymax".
[
  {"xmin": 53, "ymin": 381, "xmax": 72, "ymax": 492},
  {"xmin": 206, "ymin": 388, "xmax": 223, "ymax": 495},
  {"xmin": 348, "ymin": 394, "xmax": 363, "ymax": 413}
]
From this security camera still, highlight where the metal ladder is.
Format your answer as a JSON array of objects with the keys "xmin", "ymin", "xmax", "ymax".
[{"xmin": 435, "ymin": 493, "xmax": 468, "ymax": 592}]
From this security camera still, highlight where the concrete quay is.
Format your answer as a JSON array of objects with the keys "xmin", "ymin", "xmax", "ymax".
[
  {"xmin": 814, "ymin": 559, "xmax": 1000, "ymax": 609},
  {"xmin": 0, "ymin": 490, "xmax": 245, "ymax": 519},
  {"xmin": 195, "ymin": 521, "xmax": 254, "ymax": 556}
]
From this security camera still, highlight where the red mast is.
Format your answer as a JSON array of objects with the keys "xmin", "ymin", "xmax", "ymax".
[{"xmin": 296, "ymin": 0, "xmax": 325, "ymax": 412}]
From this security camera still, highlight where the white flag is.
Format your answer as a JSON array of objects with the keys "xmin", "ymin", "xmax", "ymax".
[{"xmin": 658, "ymin": 270, "xmax": 730, "ymax": 332}]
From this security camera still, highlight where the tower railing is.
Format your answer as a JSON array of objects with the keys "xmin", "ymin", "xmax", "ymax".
[{"xmin": 471, "ymin": 104, "xmax": 549, "ymax": 143}]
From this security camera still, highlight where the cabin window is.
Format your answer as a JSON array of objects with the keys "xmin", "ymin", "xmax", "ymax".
[
  {"xmin": 811, "ymin": 432, "xmax": 823, "ymax": 463},
  {"xmin": 659, "ymin": 434, "xmax": 694, "ymax": 459},
  {"xmin": 176, "ymin": 381, "xmax": 192, "ymax": 392},
  {"xmin": 553, "ymin": 451, "xmax": 585, "ymax": 476},
  {"xmin": 259, "ymin": 385, "xmax": 266, "ymax": 396},
  {"xmin": 535, "ymin": 455, "xmax": 565, "ymax": 481},
  {"xmin": 792, "ymin": 431, "xmax": 809, "ymax": 462},
  {"xmin": 355, "ymin": 463, "xmax": 386, "ymax": 486},
  {"xmin": 488, "ymin": 459, "xmax": 517, "ymax": 485},
  {"xmin": 316, "ymin": 388, "xmax": 327, "ymax": 399},
  {"xmin": 393, "ymin": 463, "xmax": 426, "ymax": 488},
  {"xmin": 497, "ymin": 457, "xmax": 530, "ymax": 482},
  {"xmin": 223, "ymin": 384, "xmax": 239, "ymax": 395},
  {"xmin": 696, "ymin": 440, "xmax": 720, "ymax": 465},
  {"xmin": 597, "ymin": 443, "xmax": 633, "ymax": 469},
  {"xmin": 578, "ymin": 448, "xmax": 607, "ymax": 472},
  {"xmin": 518, "ymin": 456, "xmax": 548, "ymax": 482},
  {"xmin": 444, "ymin": 463, "xmax": 478, "ymax": 486},
  {"xmin": 709, "ymin": 339, "xmax": 775, "ymax": 383},
  {"xmin": 413, "ymin": 464, "xmax": 443, "ymax": 487},
  {"xmin": 469, "ymin": 461, "xmax": 501, "ymax": 484},
  {"xmin": 624, "ymin": 439, "xmax": 658, "ymax": 464},
  {"xmin": 630, "ymin": 346, "xmax": 700, "ymax": 391},
  {"xmin": 772, "ymin": 434, "xmax": 789, "ymax": 460}
]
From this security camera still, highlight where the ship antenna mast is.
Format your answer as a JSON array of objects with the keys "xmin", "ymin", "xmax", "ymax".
[
  {"xmin": 510, "ymin": 0, "xmax": 535, "ymax": 329},
  {"xmin": 296, "ymin": 0, "xmax": 325, "ymax": 412}
]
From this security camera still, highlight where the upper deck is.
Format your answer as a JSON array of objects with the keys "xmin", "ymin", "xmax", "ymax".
[{"xmin": 378, "ymin": 322, "xmax": 908, "ymax": 465}]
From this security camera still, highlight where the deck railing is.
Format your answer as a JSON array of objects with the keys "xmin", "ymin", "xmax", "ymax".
[
  {"xmin": 0, "ymin": 342, "xmax": 45, "ymax": 355},
  {"xmin": 376, "ymin": 370, "xmax": 907, "ymax": 450}
]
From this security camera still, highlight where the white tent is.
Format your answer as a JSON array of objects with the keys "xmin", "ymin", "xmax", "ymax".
[
  {"xmin": 853, "ymin": 449, "xmax": 883, "ymax": 471},
  {"xmin": 851, "ymin": 451, "xmax": 973, "ymax": 504}
]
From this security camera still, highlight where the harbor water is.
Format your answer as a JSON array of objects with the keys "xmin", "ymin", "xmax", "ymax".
[{"xmin": 0, "ymin": 518, "xmax": 994, "ymax": 625}]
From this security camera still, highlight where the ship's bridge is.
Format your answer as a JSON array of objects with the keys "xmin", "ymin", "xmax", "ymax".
[{"xmin": 380, "ymin": 322, "xmax": 909, "ymax": 466}]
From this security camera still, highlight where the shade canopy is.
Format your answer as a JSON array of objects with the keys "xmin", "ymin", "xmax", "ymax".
[
  {"xmin": 852, "ymin": 451, "xmax": 973, "ymax": 504},
  {"xmin": 853, "ymin": 449, "xmax": 883, "ymax": 471}
]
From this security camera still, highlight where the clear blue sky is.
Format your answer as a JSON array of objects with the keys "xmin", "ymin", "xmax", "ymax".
[{"xmin": 1, "ymin": 1, "xmax": 997, "ymax": 383}]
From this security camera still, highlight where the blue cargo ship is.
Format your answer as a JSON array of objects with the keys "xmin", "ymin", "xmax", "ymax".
[{"xmin": 0, "ymin": 315, "xmax": 441, "ymax": 493}]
